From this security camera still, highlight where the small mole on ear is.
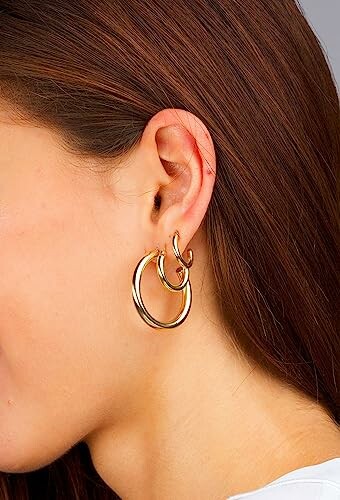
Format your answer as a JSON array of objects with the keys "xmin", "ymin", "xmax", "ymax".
[{"xmin": 7, "ymin": 399, "xmax": 14, "ymax": 405}]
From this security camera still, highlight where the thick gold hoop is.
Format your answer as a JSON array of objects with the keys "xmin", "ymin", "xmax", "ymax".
[{"xmin": 131, "ymin": 232, "xmax": 193, "ymax": 329}]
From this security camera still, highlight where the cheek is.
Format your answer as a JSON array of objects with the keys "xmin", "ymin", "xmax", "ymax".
[
  {"xmin": 0, "ymin": 210, "xmax": 93, "ymax": 393},
  {"xmin": 0, "ymin": 206, "xmax": 127, "ymax": 472}
]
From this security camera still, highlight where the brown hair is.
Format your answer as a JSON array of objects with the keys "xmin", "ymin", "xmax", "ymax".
[{"xmin": 0, "ymin": 0, "xmax": 339, "ymax": 498}]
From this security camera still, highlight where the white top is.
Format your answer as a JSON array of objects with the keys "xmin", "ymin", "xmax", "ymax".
[{"xmin": 228, "ymin": 457, "xmax": 340, "ymax": 499}]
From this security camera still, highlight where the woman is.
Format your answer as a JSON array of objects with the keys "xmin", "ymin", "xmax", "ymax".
[{"xmin": 0, "ymin": 0, "xmax": 339, "ymax": 499}]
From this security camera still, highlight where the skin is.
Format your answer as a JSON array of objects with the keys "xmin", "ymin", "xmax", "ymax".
[{"xmin": 0, "ymin": 100, "xmax": 339, "ymax": 500}]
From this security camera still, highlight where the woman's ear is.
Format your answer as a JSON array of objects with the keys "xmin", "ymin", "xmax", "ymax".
[{"xmin": 140, "ymin": 108, "xmax": 217, "ymax": 263}]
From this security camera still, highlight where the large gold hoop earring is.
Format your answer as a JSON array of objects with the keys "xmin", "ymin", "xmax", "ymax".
[{"xmin": 132, "ymin": 230, "xmax": 193, "ymax": 329}]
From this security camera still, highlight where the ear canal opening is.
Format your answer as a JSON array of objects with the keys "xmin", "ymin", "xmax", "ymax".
[{"xmin": 154, "ymin": 193, "xmax": 161, "ymax": 211}]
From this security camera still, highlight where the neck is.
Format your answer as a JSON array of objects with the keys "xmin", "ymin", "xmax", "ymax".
[{"xmin": 84, "ymin": 315, "xmax": 340, "ymax": 499}]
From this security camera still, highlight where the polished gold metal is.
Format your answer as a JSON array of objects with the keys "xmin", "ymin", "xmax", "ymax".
[
  {"xmin": 173, "ymin": 230, "xmax": 193, "ymax": 268},
  {"xmin": 157, "ymin": 249, "xmax": 189, "ymax": 291},
  {"xmin": 132, "ymin": 230, "xmax": 193, "ymax": 329}
]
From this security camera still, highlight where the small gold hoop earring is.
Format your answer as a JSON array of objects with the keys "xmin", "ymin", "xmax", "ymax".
[
  {"xmin": 173, "ymin": 230, "xmax": 193, "ymax": 269},
  {"xmin": 132, "ymin": 230, "xmax": 193, "ymax": 329},
  {"xmin": 157, "ymin": 250, "xmax": 189, "ymax": 291}
]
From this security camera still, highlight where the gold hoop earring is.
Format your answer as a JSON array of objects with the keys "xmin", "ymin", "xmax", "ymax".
[{"xmin": 132, "ymin": 230, "xmax": 193, "ymax": 329}]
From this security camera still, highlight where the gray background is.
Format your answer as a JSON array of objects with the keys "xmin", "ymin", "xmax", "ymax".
[{"xmin": 299, "ymin": 0, "xmax": 340, "ymax": 90}]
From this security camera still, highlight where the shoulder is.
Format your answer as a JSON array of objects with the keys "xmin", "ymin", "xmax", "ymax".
[{"xmin": 228, "ymin": 457, "xmax": 340, "ymax": 500}]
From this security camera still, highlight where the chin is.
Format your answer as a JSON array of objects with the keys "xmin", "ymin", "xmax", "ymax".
[{"xmin": 0, "ymin": 429, "xmax": 73, "ymax": 474}]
